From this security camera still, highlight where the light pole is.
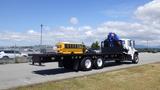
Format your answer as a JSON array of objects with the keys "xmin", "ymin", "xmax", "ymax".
[
  {"xmin": 40, "ymin": 24, "xmax": 43, "ymax": 46},
  {"xmin": 40, "ymin": 24, "xmax": 48, "ymax": 53}
]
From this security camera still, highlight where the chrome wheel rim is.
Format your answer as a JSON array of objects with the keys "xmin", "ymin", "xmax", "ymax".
[
  {"xmin": 97, "ymin": 58, "xmax": 103, "ymax": 67},
  {"xmin": 85, "ymin": 59, "xmax": 91, "ymax": 69}
]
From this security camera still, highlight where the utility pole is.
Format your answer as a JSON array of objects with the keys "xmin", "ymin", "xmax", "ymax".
[{"xmin": 40, "ymin": 24, "xmax": 43, "ymax": 46}]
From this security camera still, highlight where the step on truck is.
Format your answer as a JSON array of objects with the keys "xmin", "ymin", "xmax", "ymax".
[{"xmin": 29, "ymin": 32, "xmax": 139, "ymax": 71}]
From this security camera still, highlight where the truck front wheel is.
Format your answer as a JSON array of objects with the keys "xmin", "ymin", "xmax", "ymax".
[
  {"xmin": 80, "ymin": 57, "xmax": 92, "ymax": 71},
  {"xmin": 132, "ymin": 54, "xmax": 139, "ymax": 64}
]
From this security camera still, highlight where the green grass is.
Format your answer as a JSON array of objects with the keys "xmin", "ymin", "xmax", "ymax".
[{"xmin": 10, "ymin": 62, "xmax": 160, "ymax": 90}]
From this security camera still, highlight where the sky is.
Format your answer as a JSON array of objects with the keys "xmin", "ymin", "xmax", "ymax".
[{"xmin": 0, "ymin": 0, "xmax": 160, "ymax": 47}]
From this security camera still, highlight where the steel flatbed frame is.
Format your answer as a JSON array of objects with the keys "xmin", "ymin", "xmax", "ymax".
[{"xmin": 29, "ymin": 50, "xmax": 131, "ymax": 71}]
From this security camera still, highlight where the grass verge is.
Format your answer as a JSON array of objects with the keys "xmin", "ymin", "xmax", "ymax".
[{"xmin": 10, "ymin": 62, "xmax": 160, "ymax": 90}]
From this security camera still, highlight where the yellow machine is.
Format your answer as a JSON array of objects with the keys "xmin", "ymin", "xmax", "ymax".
[{"xmin": 56, "ymin": 42, "xmax": 86, "ymax": 54}]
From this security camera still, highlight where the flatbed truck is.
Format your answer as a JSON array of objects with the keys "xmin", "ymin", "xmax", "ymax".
[{"xmin": 29, "ymin": 37, "xmax": 139, "ymax": 71}]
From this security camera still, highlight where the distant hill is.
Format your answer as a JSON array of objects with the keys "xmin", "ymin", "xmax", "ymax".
[
  {"xmin": 136, "ymin": 45, "xmax": 146, "ymax": 48},
  {"xmin": 136, "ymin": 45, "xmax": 160, "ymax": 48}
]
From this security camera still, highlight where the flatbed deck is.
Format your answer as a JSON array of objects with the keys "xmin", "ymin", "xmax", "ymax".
[{"xmin": 29, "ymin": 50, "xmax": 131, "ymax": 70}]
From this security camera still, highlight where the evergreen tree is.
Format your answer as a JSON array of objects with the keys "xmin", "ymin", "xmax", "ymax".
[{"xmin": 91, "ymin": 41, "xmax": 100, "ymax": 50}]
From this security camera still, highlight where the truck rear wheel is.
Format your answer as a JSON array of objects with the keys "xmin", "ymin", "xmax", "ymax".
[
  {"xmin": 93, "ymin": 57, "xmax": 104, "ymax": 69},
  {"xmin": 80, "ymin": 57, "xmax": 92, "ymax": 71},
  {"xmin": 132, "ymin": 54, "xmax": 139, "ymax": 64}
]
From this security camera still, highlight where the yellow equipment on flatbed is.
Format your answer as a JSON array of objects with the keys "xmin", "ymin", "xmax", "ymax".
[{"xmin": 56, "ymin": 42, "xmax": 86, "ymax": 54}]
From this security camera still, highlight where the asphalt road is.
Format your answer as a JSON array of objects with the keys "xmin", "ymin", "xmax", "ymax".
[{"xmin": 0, "ymin": 53, "xmax": 160, "ymax": 90}]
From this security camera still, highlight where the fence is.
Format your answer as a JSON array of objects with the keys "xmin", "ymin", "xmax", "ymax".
[{"xmin": 0, "ymin": 57, "xmax": 30, "ymax": 64}]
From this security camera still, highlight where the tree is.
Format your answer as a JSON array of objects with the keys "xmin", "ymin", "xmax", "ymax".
[{"xmin": 91, "ymin": 41, "xmax": 100, "ymax": 50}]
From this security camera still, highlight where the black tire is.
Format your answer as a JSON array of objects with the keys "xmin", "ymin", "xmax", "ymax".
[
  {"xmin": 80, "ymin": 57, "xmax": 92, "ymax": 71},
  {"xmin": 2, "ymin": 56, "xmax": 9, "ymax": 60},
  {"xmin": 132, "ymin": 54, "xmax": 139, "ymax": 64},
  {"xmin": 93, "ymin": 57, "xmax": 104, "ymax": 69}
]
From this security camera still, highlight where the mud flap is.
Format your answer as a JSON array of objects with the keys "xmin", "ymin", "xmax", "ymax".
[
  {"xmin": 73, "ymin": 60, "xmax": 80, "ymax": 71},
  {"xmin": 58, "ymin": 59, "xmax": 64, "ymax": 67}
]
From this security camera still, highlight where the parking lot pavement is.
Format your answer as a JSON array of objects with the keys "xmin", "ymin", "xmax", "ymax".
[{"xmin": 0, "ymin": 53, "xmax": 160, "ymax": 90}]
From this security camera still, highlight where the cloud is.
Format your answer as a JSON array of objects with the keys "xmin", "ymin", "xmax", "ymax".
[
  {"xmin": 102, "ymin": 9, "xmax": 133, "ymax": 19},
  {"xmin": 28, "ymin": 30, "xmax": 34, "ymax": 33},
  {"xmin": 27, "ymin": 30, "xmax": 37, "ymax": 34},
  {"xmin": 135, "ymin": 0, "xmax": 160, "ymax": 29},
  {"xmin": 135, "ymin": 0, "xmax": 160, "ymax": 22},
  {"xmin": 0, "ymin": 0, "xmax": 160, "ymax": 47},
  {"xmin": 85, "ymin": 31, "xmax": 93, "ymax": 36},
  {"xmin": 134, "ymin": 0, "xmax": 160, "ymax": 46},
  {"xmin": 79, "ymin": 26, "xmax": 92, "ymax": 30},
  {"xmin": 69, "ymin": 17, "xmax": 79, "ymax": 25},
  {"xmin": 0, "ymin": 30, "xmax": 40, "ymax": 46}
]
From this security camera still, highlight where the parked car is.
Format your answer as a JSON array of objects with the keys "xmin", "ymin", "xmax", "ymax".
[
  {"xmin": 0, "ymin": 50, "xmax": 22, "ymax": 60},
  {"xmin": 20, "ymin": 52, "xmax": 28, "ymax": 57}
]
